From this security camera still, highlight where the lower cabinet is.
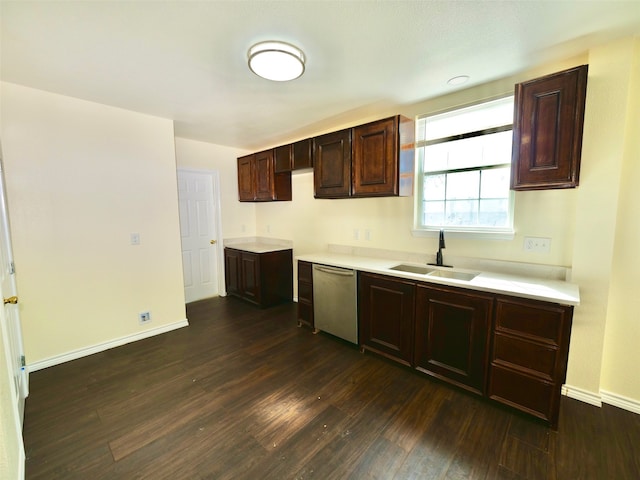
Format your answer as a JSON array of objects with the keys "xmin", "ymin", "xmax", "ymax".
[
  {"xmin": 297, "ymin": 261, "xmax": 314, "ymax": 329},
  {"xmin": 414, "ymin": 284, "xmax": 493, "ymax": 395},
  {"xmin": 488, "ymin": 296, "xmax": 574, "ymax": 427},
  {"xmin": 356, "ymin": 270, "xmax": 574, "ymax": 427},
  {"xmin": 359, "ymin": 272, "xmax": 415, "ymax": 366},
  {"xmin": 224, "ymin": 247, "xmax": 293, "ymax": 307}
]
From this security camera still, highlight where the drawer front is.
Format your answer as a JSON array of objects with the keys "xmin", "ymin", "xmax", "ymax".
[
  {"xmin": 488, "ymin": 365, "xmax": 555, "ymax": 421},
  {"xmin": 298, "ymin": 261, "xmax": 313, "ymax": 283},
  {"xmin": 492, "ymin": 333, "xmax": 557, "ymax": 380},
  {"xmin": 298, "ymin": 282, "xmax": 313, "ymax": 303},
  {"xmin": 495, "ymin": 298, "xmax": 566, "ymax": 344}
]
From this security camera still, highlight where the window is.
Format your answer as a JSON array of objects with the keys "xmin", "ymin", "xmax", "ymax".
[{"xmin": 414, "ymin": 96, "xmax": 515, "ymax": 238}]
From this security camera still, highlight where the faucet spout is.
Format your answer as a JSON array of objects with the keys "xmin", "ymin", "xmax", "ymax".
[{"xmin": 428, "ymin": 229, "xmax": 453, "ymax": 268}]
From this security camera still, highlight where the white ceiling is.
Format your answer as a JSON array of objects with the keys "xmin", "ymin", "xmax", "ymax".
[{"xmin": 2, "ymin": 1, "xmax": 640, "ymax": 151}]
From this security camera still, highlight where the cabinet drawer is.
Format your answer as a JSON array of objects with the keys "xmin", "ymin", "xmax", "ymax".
[
  {"xmin": 495, "ymin": 298, "xmax": 567, "ymax": 344},
  {"xmin": 488, "ymin": 365, "xmax": 555, "ymax": 421},
  {"xmin": 492, "ymin": 333, "xmax": 557, "ymax": 380},
  {"xmin": 298, "ymin": 282, "xmax": 313, "ymax": 303},
  {"xmin": 298, "ymin": 261, "xmax": 313, "ymax": 283}
]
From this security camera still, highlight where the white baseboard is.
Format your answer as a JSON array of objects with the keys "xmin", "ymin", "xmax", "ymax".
[
  {"xmin": 600, "ymin": 390, "xmax": 640, "ymax": 415},
  {"xmin": 561, "ymin": 384, "xmax": 602, "ymax": 407},
  {"xmin": 27, "ymin": 319, "xmax": 189, "ymax": 372}
]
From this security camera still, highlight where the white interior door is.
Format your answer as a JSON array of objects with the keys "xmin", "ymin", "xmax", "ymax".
[
  {"xmin": 0, "ymin": 150, "xmax": 27, "ymax": 479},
  {"xmin": 178, "ymin": 169, "xmax": 222, "ymax": 303}
]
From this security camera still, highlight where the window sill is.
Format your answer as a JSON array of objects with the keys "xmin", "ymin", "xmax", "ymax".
[{"xmin": 411, "ymin": 227, "xmax": 515, "ymax": 241}]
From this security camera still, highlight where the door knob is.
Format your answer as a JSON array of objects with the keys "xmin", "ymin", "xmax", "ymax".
[
  {"xmin": 3, "ymin": 296, "xmax": 18, "ymax": 305},
  {"xmin": 210, "ymin": 240, "xmax": 217, "ymax": 245}
]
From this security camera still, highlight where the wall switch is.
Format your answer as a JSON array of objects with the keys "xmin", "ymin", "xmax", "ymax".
[
  {"xmin": 130, "ymin": 233, "xmax": 140, "ymax": 245},
  {"xmin": 523, "ymin": 236, "xmax": 551, "ymax": 253},
  {"xmin": 138, "ymin": 311, "xmax": 151, "ymax": 324}
]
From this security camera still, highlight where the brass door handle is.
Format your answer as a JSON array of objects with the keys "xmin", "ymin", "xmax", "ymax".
[
  {"xmin": 4, "ymin": 296, "xmax": 18, "ymax": 305},
  {"xmin": 210, "ymin": 240, "xmax": 217, "ymax": 245}
]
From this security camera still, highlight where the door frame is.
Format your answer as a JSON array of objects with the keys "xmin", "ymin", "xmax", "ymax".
[{"xmin": 177, "ymin": 168, "xmax": 226, "ymax": 297}]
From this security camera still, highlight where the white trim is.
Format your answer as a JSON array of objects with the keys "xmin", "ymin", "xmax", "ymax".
[
  {"xmin": 411, "ymin": 227, "xmax": 515, "ymax": 241},
  {"xmin": 600, "ymin": 390, "xmax": 640, "ymax": 415},
  {"xmin": 562, "ymin": 384, "xmax": 602, "ymax": 407},
  {"xmin": 27, "ymin": 319, "xmax": 189, "ymax": 372}
]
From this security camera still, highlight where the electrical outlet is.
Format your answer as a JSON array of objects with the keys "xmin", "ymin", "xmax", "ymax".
[
  {"xmin": 138, "ymin": 311, "xmax": 151, "ymax": 324},
  {"xmin": 353, "ymin": 229, "xmax": 360, "ymax": 240},
  {"xmin": 365, "ymin": 229, "xmax": 371, "ymax": 241},
  {"xmin": 130, "ymin": 233, "xmax": 140, "ymax": 245},
  {"xmin": 523, "ymin": 236, "xmax": 551, "ymax": 253}
]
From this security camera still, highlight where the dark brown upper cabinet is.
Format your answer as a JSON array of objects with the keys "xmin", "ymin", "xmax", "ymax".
[
  {"xmin": 352, "ymin": 115, "xmax": 415, "ymax": 197},
  {"xmin": 511, "ymin": 65, "xmax": 588, "ymax": 190},
  {"xmin": 237, "ymin": 150, "xmax": 292, "ymax": 202},
  {"xmin": 313, "ymin": 128, "xmax": 352, "ymax": 198},
  {"xmin": 314, "ymin": 115, "xmax": 415, "ymax": 199},
  {"xmin": 274, "ymin": 138, "xmax": 313, "ymax": 173}
]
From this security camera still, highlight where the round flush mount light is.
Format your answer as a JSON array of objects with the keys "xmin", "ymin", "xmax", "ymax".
[
  {"xmin": 248, "ymin": 41, "xmax": 305, "ymax": 82},
  {"xmin": 447, "ymin": 75, "xmax": 470, "ymax": 86}
]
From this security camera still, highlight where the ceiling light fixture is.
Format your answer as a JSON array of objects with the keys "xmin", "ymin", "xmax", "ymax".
[
  {"xmin": 248, "ymin": 41, "xmax": 305, "ymax": 82},
  {"xmin": 447, "ymin": 75, "xmax": 470, "ymax": 86}
]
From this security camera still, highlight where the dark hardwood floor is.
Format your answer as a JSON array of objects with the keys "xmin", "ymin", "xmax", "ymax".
[{"xmin": 23, "ymin": 297, "xmax": 640, "ymax": 479}]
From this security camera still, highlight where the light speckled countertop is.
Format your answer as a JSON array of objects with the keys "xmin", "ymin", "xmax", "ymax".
[
  {"xmin": 223, "ymin": 236, "xmax": 293, "ymax": 254},
  {"xmin": 296, "ymin": 252, "xmax": 580, "ymax": 306}
]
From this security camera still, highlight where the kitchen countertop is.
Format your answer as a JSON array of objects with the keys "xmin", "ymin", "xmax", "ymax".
[
  {"xmin": 224, "ymin": 236, "xmax": 293, "ymax": 254},
  {"xmin": 296, "ymin": 252, "xmax": 580, "ymax": 306}
]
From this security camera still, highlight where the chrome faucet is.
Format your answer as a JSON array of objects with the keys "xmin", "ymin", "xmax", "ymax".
[{"xmin": 428, "ymin": 229, "xmax": 452, "ymax": 267}]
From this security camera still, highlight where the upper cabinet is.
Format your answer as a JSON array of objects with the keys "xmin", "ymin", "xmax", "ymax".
[
  {"xmin": 313, "ymin": 128, "xmax": 352, "ymax": 198},
  {"xmin": 275, "ymin": 138, "xmax": 313, "ymax": 173},
  {"xmin": 314, "ymin": 115, "xmax": 415, "ymax": 199},
  {"xmin": 237, "ymin": 150, "xmax": 292, "ymax": 202},
  {"xmin": 511, "ymin": 65, "xmax": 588, "ymax": 190}
]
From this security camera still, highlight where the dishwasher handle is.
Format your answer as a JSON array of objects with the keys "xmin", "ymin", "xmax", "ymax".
[{"xmin": 313, "ymin": 265, "xmax": 355, "ymax": 277}]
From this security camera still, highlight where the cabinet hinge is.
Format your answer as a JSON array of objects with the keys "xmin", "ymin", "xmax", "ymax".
[
  {"xmin": 9, "ymin": 261, "xmax": 15, "ymax": 275},
  {"xmin": 20, "ymin": 355, "xmax": 26, "ymax": 368}
]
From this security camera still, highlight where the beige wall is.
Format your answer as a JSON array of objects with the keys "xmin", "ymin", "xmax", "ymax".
[
  {"xmin": 600, "ymin": 38, "xmax": 640, "ymax": 403},
  {"xmin": 1, "ymin": 82, "xmax": 187, "ymax": 365}
]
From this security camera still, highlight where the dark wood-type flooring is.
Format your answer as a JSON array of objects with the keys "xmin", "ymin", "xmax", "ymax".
[{"xmin": 24, "ymin": 297, "xmax": 640, "ymax": 479}]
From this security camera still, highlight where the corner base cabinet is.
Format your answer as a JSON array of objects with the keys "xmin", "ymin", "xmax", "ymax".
[{"xmin": 224, "ymin": 247, "xmax": 293, "ymax": 307}]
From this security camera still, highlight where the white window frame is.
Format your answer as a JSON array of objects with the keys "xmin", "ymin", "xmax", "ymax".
[{"xmin": 412, "ymin": 97, "xmax": 516, "ymax": 241}]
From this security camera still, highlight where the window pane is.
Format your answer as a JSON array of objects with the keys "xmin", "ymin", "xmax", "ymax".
[
  {"xmin": 424, "ymin": 174, "xmax": 445, "ymax": 201},
  {"xmin": 446, "ymin": 171, "xmax": 479, "ymax": 200},
  {"xmin": 422, "ymin": 144, "xmax": 449, "ymax": 172},
  {"xmin": 479, "ymin": 199, "xmax": 509, "ymax": 227},
  {"xmin": 480, "ymin": 167, "xmax": 510, "ymax": 199},
  {"xmin": 482, "ymin": 130, "xmax": 512, "ymax": 164},
  {"xmin": 445, "ymin": 199, "xmax": 478, "ymax": 225},
  {"xmin": 423, "ymin": 200, "xmax": 445, "ymax": 225}
]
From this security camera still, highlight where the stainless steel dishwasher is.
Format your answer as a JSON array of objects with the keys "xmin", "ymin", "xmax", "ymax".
[{"xmin": 312, "ymin": 264, "xmax": 358, "ymax": 344}]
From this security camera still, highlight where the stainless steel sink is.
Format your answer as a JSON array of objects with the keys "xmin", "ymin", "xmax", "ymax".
[
  {"xmin": 389, "ymin": 264, "xmax": 435, "ymax": 275},
  {"xmin": 428, "ymin": 270, "xmax": 479, "ymax": 281}
]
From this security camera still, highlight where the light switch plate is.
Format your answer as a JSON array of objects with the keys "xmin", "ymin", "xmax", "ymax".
[{"xmin": 524, "ymin": 236, "xmax": 551, "ymax": 253}]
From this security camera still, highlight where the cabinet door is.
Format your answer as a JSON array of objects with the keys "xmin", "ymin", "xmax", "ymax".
[
  {"xmin": 297, "ymin": 261, "xmax": 314, "ymax": 328},
  {"xmin": 224, "ymin": 248, "xmax": 242, "ymax": 295},
  {"xmin": 359, "ymin": 272, "xmax": 415, "ymax": 366},
  {"xmin": 254, "ymin": 149, "xmax": 275, "ymax": 201},
  {"xmin": 352, "ymin": 117, "xmax": 398, "ymax": 197},
  {"xmin": 293, "ymin": 138, "xmax": 313, "ymax": 169},
  {"xmin": 511, "ymin": 65, "xmax": 588, "ymax": 190},
  {"xmin": 414, "ymin": 284, "xmax": 493, "ymax": 395},
  {"xmin": 237, "ymin": 155, "xmax": 255, "ymax": 201},
  {"xmin": 239, "ymin": 251, "xmax": 261, "ymax": 304},
  {"xmin": 274, "ymin": 144, "xmax": 292, "ymax": 173},
  {"xmin": 313, "ymin": 129, "xmax": 352, "ymax": 198}
]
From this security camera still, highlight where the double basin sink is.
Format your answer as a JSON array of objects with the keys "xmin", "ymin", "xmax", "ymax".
[{"xmin": 389, "ymin": 264, "xmax": 479, "ymax": 282}]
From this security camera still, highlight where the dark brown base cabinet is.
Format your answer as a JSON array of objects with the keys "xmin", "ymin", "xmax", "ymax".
[
  {"xmin": 357, "ymin": 271, "xmax": 574, "ymax": 427},
  {"xmin": 359, "ymin": 272, "xmax": 415, "ymax": 366},
  {"xmin": 296, "ymin": 261, "xmax": 314, "ymax": 329},
  {"xmin": 414, "ymin": 284, "xmax": 493, "ymax": 396},
  {"xmin": 224, "ymin": 248, "xmax": 293, "ymax": 308}
]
